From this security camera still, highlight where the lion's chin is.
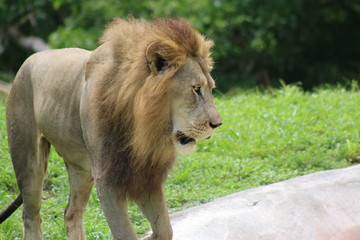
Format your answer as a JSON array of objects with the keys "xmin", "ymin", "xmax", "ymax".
[
  {"xmin": 174, "ymin": 131, "xmax": 196, "ymax": 155},
  {"xmin": 174, "ymin": 140, "xmax": 196, "ymax": 155}
]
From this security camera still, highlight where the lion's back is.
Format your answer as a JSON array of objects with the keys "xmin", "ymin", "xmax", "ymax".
[{"xmin": 13, "ymin": 48, "xmax": 91, "ymax": 93}]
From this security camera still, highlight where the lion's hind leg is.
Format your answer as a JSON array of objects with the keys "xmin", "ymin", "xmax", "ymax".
[
  {"xmin": 7, "ymin": 71, "xmax": 51, "ymax": 240},
  {"xmin": 8, "ymin": 133, "xmax": 50, "ymax": 240}
]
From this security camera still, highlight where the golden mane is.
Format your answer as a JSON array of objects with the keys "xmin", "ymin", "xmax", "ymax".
[{"xmin": 92, "ymin": 17, "xmax": 214, "ymax": 199}]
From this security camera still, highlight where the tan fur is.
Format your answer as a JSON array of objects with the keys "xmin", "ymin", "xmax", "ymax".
[{"xmin": 6, "ymin": 17, "xmax": 221, "ymax": 239}]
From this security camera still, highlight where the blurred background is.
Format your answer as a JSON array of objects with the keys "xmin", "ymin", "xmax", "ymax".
[{"xmin": 1, "ymin": 0, "xmax": 360, "ymax": 92}]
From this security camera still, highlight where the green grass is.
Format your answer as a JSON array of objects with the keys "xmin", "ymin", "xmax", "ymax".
[{"xmin": 1, "ymin": 84, "xmax": 360, "ymax": 239}]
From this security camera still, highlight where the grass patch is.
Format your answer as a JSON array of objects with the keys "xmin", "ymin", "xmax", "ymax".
[{"xmin": 1, "ymin": 85, "xmax": 360, "ymax": 239}]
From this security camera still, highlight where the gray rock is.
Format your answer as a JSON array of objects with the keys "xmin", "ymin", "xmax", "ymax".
[{"xmin": 169, "ymin": 165, "xmax": 360, "ymax": 240}]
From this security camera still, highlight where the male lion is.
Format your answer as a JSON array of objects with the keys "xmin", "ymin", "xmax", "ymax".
[{"xmin": 0, "ymin": 17, "xmax": 222, "ymax": 240}]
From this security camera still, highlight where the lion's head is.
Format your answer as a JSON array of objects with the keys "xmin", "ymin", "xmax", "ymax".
[
  {"xmin": 169, "ymin": 57, "xmax": 222, "ymax": 154},
  {"xmin": 89, "ymin": 17, "xmax": 222, "ymax": 199}
]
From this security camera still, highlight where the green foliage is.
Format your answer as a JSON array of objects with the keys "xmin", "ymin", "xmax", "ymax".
[
  {"xmin": 0, "ymin": 0, "xmax": 72, "ymax": 72},
  {"xmin": 0, "ymin": 0, "xmax": 360, "ymax": 91},
  {"xmin": 38, "ymin": 1, "xmax": 360, "ymax": 90},
  {"xmin": 1, "ymin": 85, "xmax": 360, "ymax": 238},
  {"xmin": 1, "ymin": 0, "xmax": 360, "ymax": 88}
]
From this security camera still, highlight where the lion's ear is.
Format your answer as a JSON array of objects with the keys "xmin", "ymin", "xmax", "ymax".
[
  {"xmin": 146, "ymin": 40, "xmax": 187, "ymax": 75},
  {"xmin": 146, "ymin": 42, "xmax": 168, "ymax": 74}
]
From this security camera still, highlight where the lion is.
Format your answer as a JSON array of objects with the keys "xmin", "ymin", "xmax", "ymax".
[{"xmin": 0, "ymin": 17, "xmax": 222, "ymax": 240}]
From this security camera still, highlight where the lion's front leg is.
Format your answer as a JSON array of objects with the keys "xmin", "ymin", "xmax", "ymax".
[
  {"xmin": 96, "ymin": 180, "xmax": 138, "ymax": 240},
  {"xmin": 136, "ymin": 187, "xmax": 172, "ymax": 240},
  {"xmin": 64, "ymin": 161, "xmax": 94, "ymax": 240}
]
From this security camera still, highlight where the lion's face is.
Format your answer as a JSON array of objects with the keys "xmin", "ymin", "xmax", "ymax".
[{"xmin": 170, "ymin": 58, "xmax": 222, "ymax": 154}]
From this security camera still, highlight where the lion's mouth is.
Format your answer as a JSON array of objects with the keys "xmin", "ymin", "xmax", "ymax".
[{"xmin": 176, "ymin": 131, "xmax": 196, "ymax": 145}]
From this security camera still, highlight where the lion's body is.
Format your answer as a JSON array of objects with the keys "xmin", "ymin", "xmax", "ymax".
[
  {"xmin": 9, "ymin": 48, "xmax": 91, "ymax": 164},
  {"xmin": 5, "ymin": 18, "xmax": 221, "ymax": 240}
]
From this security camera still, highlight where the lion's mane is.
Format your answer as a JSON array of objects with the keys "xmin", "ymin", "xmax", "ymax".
[{"xmin": 92, "ymin": 17, "xmax": 214, "ymax": 199}]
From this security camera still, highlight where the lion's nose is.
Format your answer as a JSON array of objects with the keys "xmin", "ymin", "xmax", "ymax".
[{"xmin": 209, "ymin": 121, "xmax": 222, "ymax": 129}]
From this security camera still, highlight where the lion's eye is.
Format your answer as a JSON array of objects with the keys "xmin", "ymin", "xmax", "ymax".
[{"xmin": 193, "ymin": 86, "xmax": 202, "ymax": 97}]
